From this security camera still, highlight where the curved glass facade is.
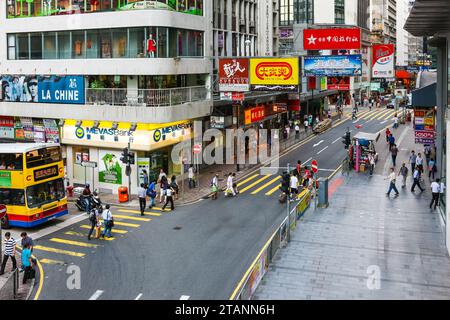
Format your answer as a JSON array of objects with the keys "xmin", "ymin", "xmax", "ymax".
[
  {"xmin": 6, "ymin": 0, "xmax": 203, "ymax": 18},
  {"xmin": 7, "ymin": 27, "xmax": 204, "ymax": 60}
]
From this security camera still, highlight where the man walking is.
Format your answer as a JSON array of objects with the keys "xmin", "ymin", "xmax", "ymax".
[
  {"xmin": 137, "ymin": 183, "xmax": 147, "ymax": 216},
  {"xmin": 303, "ymin": 119, "xmax": 309, "ymax": 133},
  {"xmin": 398, "ymin": 163, "xmax": 408, "ymax": 188},
  {"xmin": 21, "ymin": 243, "xmax": 32, "ymax": 284},
  {"xmin": 188, "ymin": 165, "xmax": 195, "ymax": 189},
  {"xmin": 290, "ymin": 174, "xmax": 299, "ymax": 199},
  {"xmin": 411, "ymin": 168, "xmax": 425, "ymax": 192},
  {"xmin": 430, "ymin": 179, "xmax": 441, "ymax": 210},
  {"xmin": 0, "ymin": 232, "xmax": 17, "ymax": 275},
  {"xmin": 409, "ymin": 150, "xmax": 417, "ymax": 174},
  {"xmin": 388, "ymin": 134, "xmax": 395, "ymax": 151},
  {"xmin": 162, "ymin": 185, "xmax": 175, "ymax": 211},
  {"xmin": 391, "ymin": 144, "xmax": 398, "ymax": 167},
  {"xmin": 146, "ymin": 180, "xmax": 157, "ymax": 209},
  {"xmin": 295, "ymin": 123, "xmax": 300, "ymax": 139},
  {"xmin": 386, "ymin": 168, "xmax": 399, "ymax": 197},
  {"xmin": 368, "ymin": 153, "xmax": 375, "ymax": 176},
  {"xmin": 416, "ymin": 153, "xmax": 424, "ymax": 176},
  {"xmin": 101, "ymin": 204, "xmax": 113, "ymax": 239}
]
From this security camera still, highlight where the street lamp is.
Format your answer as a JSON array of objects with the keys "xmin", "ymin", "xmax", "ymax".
[{"xmin": 245, "ymin": 38, "xmax": 251, "ymax": 57}]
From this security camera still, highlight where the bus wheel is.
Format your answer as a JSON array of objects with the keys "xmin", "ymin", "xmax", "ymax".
[{"xmin": 1, "ymin": 215, "xmax": 10, "ymax": 229}]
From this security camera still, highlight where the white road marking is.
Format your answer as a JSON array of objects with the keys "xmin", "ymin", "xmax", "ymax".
[
  {"xmin": 380, "ymin": 120, "xmax": 388, "ymax": 124},
  {"xmin": 180, "ymin": 295, "xmax": 190, "ymax": 300},
  {"xmin": 319, "ymin": 169, "xmax": 338, "ymax": 172},
  {"xmin": 303, "ymin": 158, "xmax": 312, "ymax": 165},
  {"xmin": 332, "ymin": 137, "xmax": 341, "ymax": 144},
  {"xmin": 317, "ymin": 146, "xmax": 329, "ymax": 154},
  {"xmin": 135, "ymin": 293, "xmax": 143, "ymax": 300},
  {"xmin": 313, "ymin": 140, "xmax": 324, "ymax": 148},
  {"xmin": 89, "ymin": 290, "xmax": 104, "ymax": 300}
]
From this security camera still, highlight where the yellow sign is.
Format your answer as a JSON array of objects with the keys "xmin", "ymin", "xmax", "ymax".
[
  {"xmin": 424, "ymin": 117, "xmax": 434, "ymax": 126},
  {"xmin": 250, "ymin": 58, "xmax": 299, "ymax": 86}
]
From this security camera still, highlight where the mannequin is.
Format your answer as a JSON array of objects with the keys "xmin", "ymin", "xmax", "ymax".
[{"xmin": 146, "ymin": 34, "xmax": 156, "ymax": 58}]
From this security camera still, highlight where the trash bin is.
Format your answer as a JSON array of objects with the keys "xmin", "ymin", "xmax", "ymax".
[
  {"xmin": 118, "ymin": 186, "xmax": 129, "ymax": 203},
  {"xmin": 66, "ymin": 185, "xmax": 74, "ymax": 197}
]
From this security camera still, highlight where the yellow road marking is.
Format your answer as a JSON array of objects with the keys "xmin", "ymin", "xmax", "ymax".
[
  {"xmin": 236, "ymin": 174, "xmax": 260, "ymax": 187},
  {"xmin": 265, "ymin": 183, "xmax": 281, "ymax": 196},
  {"xmin": 33, "ymin": 255, "xmax": 44, "ymax": 300},
  {"xmin": 356, "ymin": 110, "xmax": 373, "ymax": 118},
  {"xmin": 374, "ymin": 109, "xmax": 394, "ymax": 120},
  {"xmin": 364, "ymin": 109, "xmax": 387, "ymax": 121},
  {"xmin": 33, "ymin": 245, "xmax": 85, "ymax": 257},
  {"xmin": 251, "ymin": 176, "xmax": 281, "ymax": 194},
  {"xmin": 240, "ymin": 175, "xmax": 272, "ymax": 193},
  {"xmin": 360, "ymin": 109, "xmax": 380, "ymax": 119},
  {"xmin": 110, "ymin": 221, "xmax": 140, "ymax": 228},
  {"xmin": 148, "ymin": 206, "xmax": 171, "ymax": 212},
  {"xmin": 113, "ymin": 214, "xmax": 151, "ymax": 222},
  {"xmin": 118, "ymin": 209, "xmax": 161, "ymax": 217},
  {"xmin": 65, "ymin": 231, "xmax": 114, "ymax": 241},
  {"xmin": 380, "ymin": 109, "xmax": 398, "ymax": 120},
  {"xmin": 50, "ymin": 238, "xmax": 98, "ymax": 248},
  {"xmin": 80, "ymin": 225, "xmax": 128, "ymax": 234},
  {"xmin": 40, "ymin": 258, "xmax": 65, "ymax": 265}
]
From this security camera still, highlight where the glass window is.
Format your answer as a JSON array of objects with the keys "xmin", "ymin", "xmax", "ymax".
[
  {"xmin": 43, "ymin": 32, "xmax": 57, "ymax": 59},
  {"xmin": 26, "ymin": 178, "xmax": 65, "ymax": 208},
  {"xmin": 179, "ymin": 30, "xmax": 189, "ymax": 56},
  {"xmin": 72, "ymin": 31, "xmax": 85, "ymax": 59},
  {"xmin": 158, "ymin": 27, "xmax": 168, "ymax": 58},
  {"xmin": 100, "ymin": 30, "xmax": 112, "ymax": 58},
  {"xmin": 129, "ymin": 28, "xmax": 145, "ymax": 58},
  {"xmin": 112, "ymin": 29, "xmax": 128, "ymax": 58},
  {"xmin": 169, "ymin": 28, "xmax": 178, "ymax": 57},
  {"xmin": 7, "ymin": 35, "xmax": 16, "ymax": 60},
  {"xmin": 17, "ymin": 34, "xmax": 29, "ymax": 60},
  {"xmin": 86, "ymin": 30, "xmax": 100, "ymax": 59},
  {"xmin": 26, "ymin": 147, "xmax": 62, "ymax": 169},
  {"xmin": 335, "ymin": 0, "xmax": 345, "ymax": 24},
  {"xmin": 146, "ymin": 27, "xmax": 157, "ymax": 58},
  {"xmin": 0, "ymin": 153, "xmax": 23, "ymax": 170},
  {"xmin": 0, "ymin": 189, "xmax": 25, "ymax": 206},
  {"xmin": 58, "ymin": 31, "xmax": 71, "ymax": 59},
  {"xmin": 30, "ymin": 33, "xmax": 42, "ymax": 59}
]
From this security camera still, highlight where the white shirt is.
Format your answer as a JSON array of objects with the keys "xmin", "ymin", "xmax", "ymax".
[
  {"xmin": 290, "ymin": 176, "xmax": 298, "ymax": 189},
  {"xmin": 388, "ymin": 172, "xmax": 396, "ymax": 183},
  {"xmin": 394, "ymin": 117, "xmax": 398, "ymax": 124},
  {"xmin": 416, "ymin": 157, "xmax": 423, "ymax": 165},
  {"xmin": 102, "ymin": 209, "xmax": 112, "ymax": 221},
  {"xmin": 166, "ymin": 188, "xmax": 173, "ymax": 197},
  {"xmin": 304, "ymin": 121, "xmax": 309, "ymax": 127},
  {"xmin": 413, "ymin": 170, "xmax": 420, "ymax": 179},
  {"xmin": 431, "ymin": 182, "xmax": 440, "ymax": 193},
  {"xmin": 212, "ymin": 176, "xmax": 218, "ymax": 186},
  {"xmin": 295, "ymin": 125, "xmax": 300, "ymax": 131},
  {"xmin": 227, "ymin": 175, "xmax": 233, "ymax": 189},
  {"xmin": 158, "ymin": 172, "xmax": 166, "ymax": 181},
  {"xmin": 188, "ymin": 167, "xmax": 194, "ymax": 179},
  {"xmin": 440, "ymin": 183, "xmax": 446, "ymax": 194},
  {"xmin": 137, "ymin": 187, "xmax": 146, "ymax": 198}
]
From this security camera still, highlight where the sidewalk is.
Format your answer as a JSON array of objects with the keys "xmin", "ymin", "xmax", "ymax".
[
  {"xmin": 0, "ymin": 251, "xmax": 34, "ymax": 300},
  {"xmin": 254, "ymin": 122, "xmax": 450, "ymax": 300}
]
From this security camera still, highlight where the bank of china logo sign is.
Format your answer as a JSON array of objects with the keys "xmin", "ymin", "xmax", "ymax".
[
  {"xmin": 75, "ymin": 127, "xmax": 85, "ymax": 139},
  {"xmin": 153, "ymin": 129, "xmax": 162, "ymax": 142}
]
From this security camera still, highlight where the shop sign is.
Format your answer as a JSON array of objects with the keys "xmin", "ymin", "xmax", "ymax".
[
  {"xmin": 99, "ymin": 150, "xmax": 123, "ymax": 185},
  {"xmin": 414, "ymin": 130, "xmax": 435, "ymax": 139},
  {"xmin": 370, "ymin": 82, "xmax": 381, "ymax": 91},
  {"xmin": 244, "ymin": 107, "xmax": 266, "ymax": 125},
  {"xmin": 0, "ymin": 127, "xmax": 14, "ymax": 139},
  {"xmin": 307, "ymin": 77, "xmax": 317, "ymax": 90},
  {"xmin": 14, "ymin": 129, "xmax": 25, "ymax": 140},
  {"xmin": 372, "ymin": 44, "xmax": 395, "ymax": 78},
  {"xmin": 424, "ymin": 117, "xmax": 434, "ymax": 126},
  {"xmin": 38, "ymin": 75, "xmax": 85, "ymax": 104},
  {"xmin": 210, "ymin": 116, "xmax": 232, "ymax": 129},
  {"xmin": 220, "ymin": 92, "xmax": 245, "ymax": 102},
  {"xmin": 327, "ymin": 77, "xmax": 350, "ymax": 90},
  {"xmin": 303, "ymin": 28, "xmax": 361, "ymax": 50},
  {"xmin": 320, "ymin": 77, "xmax": 327, "ymax": 91},
  {"xmin": 137, "ymin": 158, "xmax": 150, "ymax": 186},
  {"xmin": 280, "ymin": 28, "xmax": 294, "ymax": 39},
  {"xmin": 415, "ymin": 138, "xmax": 435, "ymax": 145},
  {"xmin": 249, "ymin": 58, "xmax": 299, "ymax": 92},
  {"xmin": 273, "ymin": 103, "xmax": 288, "ymax": 113},
  {"xmin": 0, "ymin": 116, "xmax": 14, "ymax": 127},
  {"xmin": 304, "ymin": 55, "xmax": 362, "ymax": 77},
  {"xmin": 219, "ymin": 58, "xmax": 250, "ymax": 92},
  {"xmin": 34, "ymin": 165, "xmax": 59, "ymax": 182},
  {"xmin": 0, "ymin": 171, "xmax": 12, "ymax": 187}
]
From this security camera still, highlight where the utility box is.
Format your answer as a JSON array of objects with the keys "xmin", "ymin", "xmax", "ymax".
[{"xmin": 317, "ymin": 178, "xmax": 329, "ymax": 208}]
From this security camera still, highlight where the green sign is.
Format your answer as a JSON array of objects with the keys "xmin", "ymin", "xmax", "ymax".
[
  {"xmin": 0, "ymin": 171, "xmax": 12, "ymax": 187},
  {"xmin": 98, "ymin": 151, "xmax": 122, "ymax": 185}
]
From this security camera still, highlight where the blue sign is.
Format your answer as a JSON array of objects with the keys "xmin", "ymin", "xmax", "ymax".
[
  {"xmin": 304, "ymin": 55, "xmax": 362, "ymax": 77},
  {"xmin": 38, "ymin": 76, "xmax": 85, "ymax": 104}
]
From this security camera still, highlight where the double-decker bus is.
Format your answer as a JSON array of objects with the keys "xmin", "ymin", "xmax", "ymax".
[{"xmin": 0, "ymin": 143, "xmax": 68, "ymax": 228}]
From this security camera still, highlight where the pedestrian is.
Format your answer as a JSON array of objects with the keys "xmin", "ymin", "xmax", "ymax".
[
  {"xmin": 0, "ymin": 232, "xmax": 17, "ymax": 275},
  {"xmin": 391, "ymin": 144, "xmax": 398, "ymax": 167},
  {"xmin": 146, "ymin": 180, "xmax": 157, "ymax": 209},
  {"xmin": 226, "ymin": 172, "xmax": 235, "ymax": 196},
  {"xmin": 142, "ymin": 169, "xmax": 149, "ymax": 188},
  {"xmin": 385, "ymin": 128, "xmax": 391, "ymax": 143},
  {"xmin": 157, "ymin": 168, "xmax": 167, "ymax": 183},
  {"xmin": 21, "ymin": 243, "xmax": 33, "ymax": 284},
  {"xmin": 285, "ymin": 125, "xmax": 290, "ymax": 139},
  {"xmin": 385, "ymin": 167, "xmax": 399, "ymax": 196},
  {"xmin": 411, "ymin": 168, "xmax": 424, "ymax": 192},
  {"xmin": 295, "ymin": 123, "xmax": 300, "ymax": 138},
  {"xmin": 159, "ymin": 175, "xmax": 168, "ymax": 203},
  {"xmin": 101, "ymin": 204, "xmax": 113, "ymax": 239},
  {"xmin": 416, "ymin": 153, "xmax": 424, "ymax": 176},
  {"xmin": 20, "ymin": 232, "xmax": 33, "ymax": 253},
  {"xmin": 290, "ymin": 174, "xmax": 298, "ymax": 199},
  {"xmin": 315, "ymin": 116, "xmax": 320, "ymax": 124},
  {"xmin": 82, "ymin": 183, "xmax": 92, "ymax": 213},
  {"xmin": 428, "ymin": 158, "xmax": 437, "ymax": 180},
  {"xmin": 170, "ymin": 175, "xmax": 179, "ymax": 200},
  {"xmin": 303, "ymin": 119, "xmax": 309, "ymax": 133},
  {"xmin": 211, "ymin": 174, "xmax": 219, "ymax": 200},
  {"xmin": 368, "ymin": 152, "xmax": 375, "ymax": 176},
  {"xmin": 137, "ymin": 183, "xmax": 147, "ymax": 216},
  {"xmin": 398, "ymin": 163, "xmax": 408, "ymax": 188},
  {"xmin": 188, "ymin": 165, "xmax": 195, "ymax": 189},
  {"xmin": 94, "ymin": 207, "xmax": 102, "ymax": 239},
  {"xmin": 430, "ymin": 179, "xmax": 441, "ymax": 210},
  {"xmin": 308, "ymin": 114, "xmax": 313, "ymax": 127},
  {"xmin": 296, "ymin": 160, "xmax": 302, "ymax": 178},
  {"xmin": 87, "ymin": 206, "xmax": 99, "ymax": 240},
  {"xmin": 393, "ymin": 114, "xmax": 399, "ymax": 129},
  {"xmin": 424, "ymin": 145, "xmax": 432, "ymax": 165},
  {"xmin": 302, "ymin": 166, "xmax": 311, "ymax": 188},
  {"xmin": 439, "ymin": 181, "xmax": 446, "ymax": 206},
  {"xmin": 409, "ymin": 150, "xmax": 417, "ymax": 174},
  {"xmin": 162, "ymin": 185, "xmax": 175, "ymax": 211},
  {"xmin": 388, "ymin": 134, "xmax": 395, "ymax": 151},
  {"xmin": 157, "ymin": 169, "xmax": 167, "ymax": 202}
]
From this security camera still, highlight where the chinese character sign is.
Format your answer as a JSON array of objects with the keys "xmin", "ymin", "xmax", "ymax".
[
  {"xmin": 372, "ymin": 44, "xmax": 395, "ymax": 78},
  {"xmin": 38, "ymin": 75, "xmax": 85, "ymax": 104},
  {"xmin": 219, "ymin": 58, "xmax": 250, "ymax": 92},
  {"xmin": 303, "ymin": 28, "xmax": 361, "ymax": 50},
  {"xmin": 249, "ymin": 58, "xmax": 299, "ymax": 92},
  {"xmin": 304, "ymin": 55, "xmax": 362, "ymax": 77}
]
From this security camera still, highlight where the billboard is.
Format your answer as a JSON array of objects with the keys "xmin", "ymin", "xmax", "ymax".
[
  {"xmin": 327, "ymin": 77, "xmax": 350, "ymax": 90},
  {"xmin": 249, "ymin": 58, "xmax": 299, "ymax": 91},
  {"xmin": 0, "ymin": 75, "xmax": 38, "ymax": 102},
  {"xmin": 38, "ymin": 75, "xmax": 85, "ymax": 104},
  {"xmin": 372, "ymin": 44, "xmax": 395, "ymax": 78},
  {"xmin": 304, "ymin": 55, "xmax": 362, "ymax": 77},
  {"xmin": 219, "ymin": 58, "xmax": 250, "ymax": 92},
  {"xmin": 244, "ymin": 107, "xmax": 266, "ymax": 124},
  {"xmin": 303, "ymin": 28, "xmax": 361, "ymax": 50}
]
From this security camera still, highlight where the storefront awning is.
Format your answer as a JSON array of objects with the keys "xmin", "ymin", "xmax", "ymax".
[
  {"xmin": 411, "ymin": 83, "xmax": 437, "ymax": 108},
  {"xmin": 404, "ymin": 0, "xmax": 450, "ymax": 36}
]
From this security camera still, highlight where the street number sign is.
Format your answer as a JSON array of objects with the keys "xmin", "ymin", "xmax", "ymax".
[{"xmin": 311, "ymin": 159, "xmax": 319, "ymax": 173}]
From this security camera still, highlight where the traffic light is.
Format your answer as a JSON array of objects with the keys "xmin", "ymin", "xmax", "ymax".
[
  {"xmin": 342, "ymin": 131, "xmax": 351, "ymax": 149},
  {"xmin": 128, "ymin": 152, "xmax": 135, "ymax": 165},
  {"xmin": 120, "ymin": 148, "xmax": 129, "ymax": 164}
]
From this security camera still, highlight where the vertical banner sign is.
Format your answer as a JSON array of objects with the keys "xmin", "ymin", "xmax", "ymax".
[
  {"xmin": 372, "ymin": 44, "xmax": 395, "ymax": 78},
  {"xmin": 303, "ymin": 28, "xmax": 361, "ymax": 50},
  {"xmin": 219, "ymin": 58, "xmax": 250, "ymax": 92}
]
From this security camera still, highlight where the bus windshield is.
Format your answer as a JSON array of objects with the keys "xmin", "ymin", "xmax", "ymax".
[
  {"xmin": 26, "ymin": 147, "xmax": 62, "ymax": 169},
  {"xmin": 26, "ymin": 178, "xmax": 65, "ymax": 208}
]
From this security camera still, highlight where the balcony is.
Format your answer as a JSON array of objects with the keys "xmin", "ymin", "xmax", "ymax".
[{"xmin": 85, "ymin": 86, "xmax": 208, "ymax": 107}]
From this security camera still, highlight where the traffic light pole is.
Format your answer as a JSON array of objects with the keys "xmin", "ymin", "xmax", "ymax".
[{"xmin": 128, "ymin": 140, "xmax": 131, "ymax": 202}]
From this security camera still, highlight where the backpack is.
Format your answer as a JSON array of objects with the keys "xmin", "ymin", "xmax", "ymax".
[{"xmin": 89, "ymin": 211, "xmax": 96, "ymax": 223}]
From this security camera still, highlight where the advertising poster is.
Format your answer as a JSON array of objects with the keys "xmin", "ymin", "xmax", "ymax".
[
  {"xmin": 250, "ymin": 58, "xmax": 299, "ymax": 92},
  {"xmin": 320, "ymin": 77, "xmax": 327, "ymax": 90},
  {"xmin": 327, "ymin": 77, "xmax": 350, "ymax": 90},
  {"xmin": 372, "ymin": 44, "xmax": 395, "ymax": 78},
  {"xmin": 303, "ymin": 28, "xmax": 361, "ymax": 50},
  {"xmin": 0, "ymin": 75, "xmax": 38, "ymax": 102},
  {"xmin": 38, "ymin": 75, "xmax": 85, "ymax": 104},
  {"xmin": 0, "ymin": 171, "xmax": 12, "ymax": 187},
  {"xmin": 219, "ymin": 58, "xmax": 250, "ymax": 92},
  {"xmin": 304, "ymin": 55, "xmax": 362, "ymax": 77},
  {"xmin": 137, "ymin": 158, "xmax": 150, "ymax": 186},
  {"xmin": 75, "ymin": 152, "xmax": 82, "ymax": 164},
  {"xmin": 248, "ymin": 251, "xmax": 268, "ymax": 297},
  {"xmin": 99, "ymin": 150, "xmax": 122, "ymax": 185}
]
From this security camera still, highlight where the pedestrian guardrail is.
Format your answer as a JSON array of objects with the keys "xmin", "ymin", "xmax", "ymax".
[
  {"xmin": 0, "ymin": 268, "xmax": 19, "ymax": 300},
  {"xmin": 230, "ymin": 189, "xmax": 312, "ymax": 300}
]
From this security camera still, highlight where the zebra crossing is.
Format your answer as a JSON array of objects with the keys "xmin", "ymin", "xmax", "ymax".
[{"xmin": 351, "ymin": 108, "xmax": 401, "ymax": 123}]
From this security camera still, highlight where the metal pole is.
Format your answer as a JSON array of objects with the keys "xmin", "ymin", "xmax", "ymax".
[
  {"xmin": 128, "ymin": 140, "xmax": 131, "ymax": 203},
  {"xmin": 181, "ymin": 149, "xmax": 184, "ymax": 201},
  {"xmin": 286, "ymin": 163, "xmax": 290, "ymax": 243}
]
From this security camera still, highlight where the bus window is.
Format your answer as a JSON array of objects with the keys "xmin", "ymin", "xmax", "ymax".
[
  {"xmin": 26, "ymin": 178, "xmax": 65, "ymax": 208},
  {"xmin": 26, "ymin": 147, "xmax": 62, "ymax": 168},
  {"xmin": 0, "ymin": 153, "xmax": 23, "ymax": 170},
  {"xmin": 0, "ymin": 188, "xmax": 25, "ymax": 206}
]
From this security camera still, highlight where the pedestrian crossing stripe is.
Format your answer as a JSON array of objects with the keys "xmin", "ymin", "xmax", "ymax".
[
  {"xmin": 50, "ymin": 238, "xmax": 99, "ymax": 248},
  {"xmin": 65, "ymin": 231, "xmax": 114, "ymax": 241},
  {"xmin": 113, "ymin": 214, "xmax": 152, "ymax": 222},
  {"xmin": 369, "ymin": 109, "xmax": 392, "ymax": 120},
  {"xmin": 40, "ymin": 258, "xmax": 65, "ymax": 265},
  {"xmin": 111, "ymin": 221, "xmax": 140, "ymax": 228},
  {"xmin": 237, "ymin": 174, "xmax": 259, "ymax": 187},
  {"xmin": 118, "ymin": 209, "xmax": 161, "ymax": 217},
  {"xmin": 265, "ymin": 183, "xmax": 281, "ymax": 196},
  {"xmin": 148, "ymin": 206, "xmax": 171, "ymax": 212},
  {"xmin": 80, "ymin": 225, "xmax": 128, "ymax": 234},
  {"xmin": 240, "ymin": 175, "xmax": 272, "ymax": 193},
  {"xmin": 251, "ymin": 176, "xmax": 281, "ymax": 195},
  {"xmin": 359, "ymin": 109, "xmax": 381, "ymax": 120},
  {"xmin": 33, "ymin": 245, "xmax": 85, "ymax": 257},
  {"xmin": 375, "ymin": 109, "xmax": 397, "ymax": 120}
]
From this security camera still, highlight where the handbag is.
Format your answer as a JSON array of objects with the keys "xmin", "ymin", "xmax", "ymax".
[{"xmin": 108, "ymin": 217, "xmax": 114, "ymax": 228}]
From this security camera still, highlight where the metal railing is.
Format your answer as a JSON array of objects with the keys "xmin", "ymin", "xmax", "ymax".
[
  {"xmin": 0, "ymin": 268, "xmax": 19, "ymax": 300},
  {"xmin": 85, "ymin": 86, "xmax": 209, "ymax": 107}
]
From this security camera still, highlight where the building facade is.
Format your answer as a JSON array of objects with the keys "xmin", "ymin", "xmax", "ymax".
[{"xmin": 0, "ymin": 0, "xmax": 214, "ymax": 195}]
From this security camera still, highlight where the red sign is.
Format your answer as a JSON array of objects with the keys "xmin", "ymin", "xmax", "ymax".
[
  {"xmin": 0, "ymin": 116, "xmax": 14, "ymax": 128},
  {"xmin": 193, "ymin": 144, "xmax": 202, "ymax": 154},
  {"xmin": 220, "ymin": 92, "xmax": 245, "ymax": 102},
  {"xmin": 414, "ymin": 130, "xmax": 435, "ymax": 139},
  {"xmin": 311, "ymin": 159, "xmax": 319, "ymax": 173},
  {"xmin": 303, "ymin": 28, "xmax": 361, "ymax": 50},
  {"xmin": 327, "ymin": 77, "xmax": 350, "ymax": 90},
  {"xmin": 308, "ymin": 77, "xmax": 317, "ymax": 90},
  {"xmin": 273, "ymin": 103, "xmax": 288, "ymax": 113},
  {"xmin": 219, "ymin": 58, "xmax": 250, "ymax": 92},
  {"xmin": 245, "ymin": 107, "xmax": 266, "ymax": 125},
  {"xmin": 0, "ymin": 205, "xmax": 6, "ymax": 220}
]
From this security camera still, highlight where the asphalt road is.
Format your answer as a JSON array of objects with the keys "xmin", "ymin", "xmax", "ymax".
[{"xmin": 30, "ymin": 107, "xmax": 400, "ymax": 300}]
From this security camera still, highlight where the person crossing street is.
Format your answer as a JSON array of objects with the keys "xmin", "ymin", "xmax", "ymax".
[
  {"xmin": 398, "ymin": 163, "xmax": 409, "ymax": 188},
  {"xmin": 138, "ymin": 183, "xmax": 147, "ymax": 216},
  {"xmin": 162, "ymin": 185, "xmax": 175, "ymax": 211},
  {"xmin": 0, "ymin": 232, "xmax": 17, "ymax": 275},
  {"xmin": 385, "ymin": 168, "xmax": 399, "ymax": 197},
  {"xmin": 101, "ymin": 204, "xmax": 113, "ymax": 239}
]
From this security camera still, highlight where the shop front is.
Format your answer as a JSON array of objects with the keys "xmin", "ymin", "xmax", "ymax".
[
  {"xmin": 62, "ymin": 119, "xmax": 192, "ymax": 195},
  {"xmin": 0, "ymin": 116, "xmax": 60, "ymax": 143}
]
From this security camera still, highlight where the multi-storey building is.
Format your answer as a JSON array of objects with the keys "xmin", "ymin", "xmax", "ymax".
[
  {"xmin": 406, "ymin": 0, "xmax": 422, "ymax": 66},
  {"xmin": 370, "ymin": 0, "xmax": 396, "ymax": 45},
  {"xmin": 0, "ymin": 0, "xmax": 213, "ymax": 195},
  {"xmin": 396, "ymin": 0, "xmax": 409, "ymax": 66}
]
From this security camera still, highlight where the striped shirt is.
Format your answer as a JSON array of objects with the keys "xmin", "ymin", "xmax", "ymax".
[{"xmin": 4, "ymin": 238, "xmax": 16, "ymax": 256}]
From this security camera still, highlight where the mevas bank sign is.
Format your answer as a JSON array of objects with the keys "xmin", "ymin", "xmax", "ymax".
[
  {"xmin": 152, "ymin": 123, "xmax": 190, "ymax": 143},
  {"xmin": 75, "ymin": 126, "xmax": 132, "ymax": 140},
  {"xmin": 38, "ymin": 76, "xmax": 85, "ymax": 104}
]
